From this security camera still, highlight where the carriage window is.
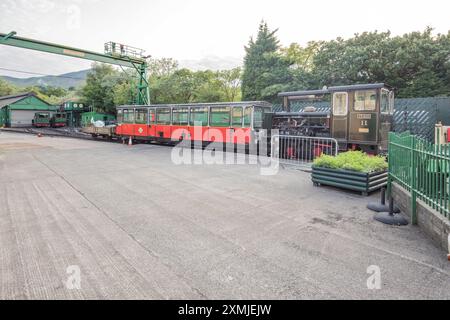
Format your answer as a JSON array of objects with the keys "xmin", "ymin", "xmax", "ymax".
[
  {"xmin": 123, "ymin": 109, "xmax": 134, "ymax": 123},
  {"xmin": 149, "ymin": 108, "xmax": 156, "ymax": 124},
  {"xmin": 381, "ymin": 90, "xmax": 389, "ymax": 114},
  {"xmin": 243, "ymin": 107, "xmax": 252, "ymax": 127},
  {"xmin": 189, "ymin": 107, "xmax": 208, "ymax": 126},
  {"xmin": 135, "ymin": 109, "xmax": 148, "ymax": 124},
  {"xmin": 354, "ymin": 90, "xmax": 376, "ymax": 111},
  {"xmin": 156, "ymin": 108, "xmax": 171, "ymax": 125},
  {"xmin": 232, "ymin": 107, "xmax": 243, "ymax": 127},
  {"xmin": 117, "ymin": 109, "xmax": 123, "ymax": 123},
  {"xmin": 253, "ymin": 107, "xmax": 264, "ymax": 129},
  {"xmin": 172, "ymin": 107, "xmax": 189, "ymax": 125},
  {"xmin": 333, "ymin": 93, "xmax": 348, "ymax": 116},
  {"xmin": 210, "ymin": 107, "xmax": 231, "ymax": 127}
]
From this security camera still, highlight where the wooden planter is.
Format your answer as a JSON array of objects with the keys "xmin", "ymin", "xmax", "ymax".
[{"xmin": 311, "ymin": 166, "xmax": 388, "ymax": 196}]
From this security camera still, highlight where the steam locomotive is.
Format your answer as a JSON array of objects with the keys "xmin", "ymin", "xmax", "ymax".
[{"xmin": 274, "ymin": 83, "xmax": 394, "ymax": 155}]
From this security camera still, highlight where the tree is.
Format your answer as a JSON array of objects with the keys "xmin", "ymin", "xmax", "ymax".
[
  {"xmin": 148, "ymin": 58, "xmax": 179, "ymax": 78},
  {"xmin": 149, "ymin": 63, "xmax": 242, "ymax": 104},
  {"xmin": 217, "ymin": 68, "xmax": 242, "ymax": 102},
  {"xmin": 0, "ymin": 78, "xmax": 17, "ymax": 96},
  {"xmin": 281, "ymin": 41, "xmax": 323, "ymax": 72},
  {"xmin": 113, "ymin": 81, "xmax": 135, "ymax": 106},
  {"xmin": 242, "ymin": 21, "xmax": 292, "ymax": 102},
  {"xmin": 309, "ymin": 28, "xmax": 450, "ymax": 97},
  {"xmin": 148, "ymin": 58, "xmax": 182, "ymax": 104},
  {"xmin": 37, "ymin": 86, "xmax": 68, "ymax": 98},
  {"xmin": 193, "ymin": 70, "xmax": 223, "ymax": 102},
  {"xmin": 79, "ymin": 63, "xmax": 132, "ymax": 113}
]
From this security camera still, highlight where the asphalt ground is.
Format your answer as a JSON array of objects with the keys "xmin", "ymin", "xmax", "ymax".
[{"xmin": 0, "ymin": 132, "xmax": 449, "ymax": 299}]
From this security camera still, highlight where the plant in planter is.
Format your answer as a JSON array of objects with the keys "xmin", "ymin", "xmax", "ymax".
[{"xmin": 312, "ymin": 151, "xmax": 388, "ymax": 196}]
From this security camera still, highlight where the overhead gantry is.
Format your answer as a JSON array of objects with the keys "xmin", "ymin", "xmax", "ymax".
[{"xmin": 0, "ymin": 31, "xmax": 150, "ymax": 105}]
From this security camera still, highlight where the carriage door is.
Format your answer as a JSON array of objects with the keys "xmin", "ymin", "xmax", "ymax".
[
  {"xmin": 148, "ymin": 108, "xmax": 156, "ymax": 137},
  {"xmin": 331, "ymin": 92, "xmax": 349, "ymax": 142}
]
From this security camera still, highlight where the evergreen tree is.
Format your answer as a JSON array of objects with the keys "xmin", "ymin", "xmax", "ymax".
[{"xmin": 242, "ymin": 21, "xmax": 292, "ymax": 102}]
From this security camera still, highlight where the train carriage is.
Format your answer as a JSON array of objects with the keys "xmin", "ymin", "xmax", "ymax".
[{"xmin": 115, "ymin": 102, "xmax": 272, "ymax": 147}]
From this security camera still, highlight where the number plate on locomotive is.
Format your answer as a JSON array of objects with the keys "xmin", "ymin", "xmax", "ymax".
[{"xmin": 357, "ymin": 114, "xmax": 372, "ymax": 120}]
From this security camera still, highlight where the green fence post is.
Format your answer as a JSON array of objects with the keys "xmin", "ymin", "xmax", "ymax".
[{"xmin": 411, "ymin": 135, "xmax": 417, "ymax": 224}]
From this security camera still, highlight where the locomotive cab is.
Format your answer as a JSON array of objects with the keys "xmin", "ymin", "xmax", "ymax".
[
  {"xmin": 50, "ymin": 112, "xmax": 67, "ymax": 128},
  {"xmin": 329, "ymin": 84, "xmax": 394, "ymax": 154},
  {"xmin": 32, "ymin": 112, "xmax": 51, "ymax": 128}
]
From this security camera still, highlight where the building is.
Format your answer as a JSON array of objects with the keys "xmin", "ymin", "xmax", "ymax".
[
  {"xmin": 61, "ymin": 100, "xmax": 88, "ymax": 127},
  {"xmin": 0, "ymin": 92, "xmax": 56, "ymax": 127},
  {"xmin": 59, "ymin": 100, "xmax": 116, "ymax": 127}
]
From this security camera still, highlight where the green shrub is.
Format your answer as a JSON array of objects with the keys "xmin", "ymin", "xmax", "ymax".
[{"xmin": 313, "ymin": 151, "xmax": 387, "ymax": 173}]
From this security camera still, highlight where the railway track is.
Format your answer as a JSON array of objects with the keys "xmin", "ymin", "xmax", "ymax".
[{"xmin": 0, "ymin": 127, "xmax": 120, "ymax": 144}]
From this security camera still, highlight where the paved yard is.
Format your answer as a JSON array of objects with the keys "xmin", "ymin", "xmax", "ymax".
[{"xmin": 0, "ymin": 132, "xmax": 449, "ymax": 300}]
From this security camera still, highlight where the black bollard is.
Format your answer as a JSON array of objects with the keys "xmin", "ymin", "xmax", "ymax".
[
  {"xmin": 367, "ymin": 188, "xmax": 400, "ymax": 213},
  {"xmin": 389, "ymin": 195, "xmax": 394, "ymax": 214},
  {"xmin": 374, "ymin": 197, "xmax": 409, "ymax": 226}
]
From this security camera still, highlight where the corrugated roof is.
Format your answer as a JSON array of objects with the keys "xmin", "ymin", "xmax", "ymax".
[
  {"xmin": 0, "ymin": 92, "xmax": 33, "ymax": 108},
  {"xmin": 0, "ymin": 92, "xmax": 51, "ymax": 109}
]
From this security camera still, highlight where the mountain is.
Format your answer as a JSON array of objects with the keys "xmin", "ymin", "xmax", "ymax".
[
  {"xmin": 0, "ymin": 56, "xmax": 243, "ymax": 89},
  {"xmin": 1, "ymin": 69, "xmax": 90, "ymax": 89}
]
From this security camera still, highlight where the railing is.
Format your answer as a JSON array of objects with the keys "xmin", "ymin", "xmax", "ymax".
[
  {"xmin": 271, "ymin": 135, "xmax": 338, "ymax": 167},
  {"xmin": 104, "ymin": 42, "xmax": 145, "ymax": 60},
  {"xmin": 388, "ymin": 131, "xmax": 450, "ymax": 224}
]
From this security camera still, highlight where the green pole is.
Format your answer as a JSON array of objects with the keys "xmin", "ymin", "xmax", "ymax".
[
  {"xmin": 410, "ymin": 135, "xmax": 417, "ymax": 224},
  {"xmin": 136, "ymin": 62, "xmax": 150, "ymax": 105}
]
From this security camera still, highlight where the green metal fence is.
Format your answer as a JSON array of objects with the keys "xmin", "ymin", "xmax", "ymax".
[{"xmin": 388, "ymin": 131, "xmax": 450, "ymax": 224}]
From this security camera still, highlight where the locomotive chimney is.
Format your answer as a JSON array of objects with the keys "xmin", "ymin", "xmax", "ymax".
[{"xmin": 284, "ymin": 97, "xmax": 290, "ymax": 112}]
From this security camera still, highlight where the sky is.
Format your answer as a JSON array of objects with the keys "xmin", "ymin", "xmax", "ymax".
[{"xmin": 1, "ymin": 0, "xmax": 450, "ymax": 78}]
